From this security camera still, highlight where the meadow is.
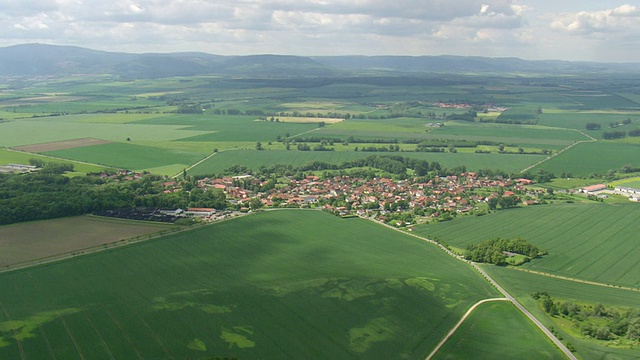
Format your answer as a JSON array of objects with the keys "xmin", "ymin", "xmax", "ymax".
[
  {"xmin": 415, "ymin": 203, "xmax": 640, "ymax": 288},
  {"xmin": 0, "ymin": 210, "xmax": 500, "ymax": 359}
]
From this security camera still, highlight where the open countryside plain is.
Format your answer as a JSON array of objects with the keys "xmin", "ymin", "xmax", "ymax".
[
  {"xmin": 0, "ymin": 210, "xmax": 504, "ymax": 359},
  {"xmin": 2, "ymin": 68, "xmax": 640, "ymax": 359},
  {"xmin": 1, "ymin": 74, "xmax": 639, "ymax": 177}
]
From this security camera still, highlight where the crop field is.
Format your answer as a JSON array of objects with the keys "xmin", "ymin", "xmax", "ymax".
[
  {"xmin": 538, "ymin": 111, "xmax": 639, "ymax": 131},
  {"xmin": 415, "ymin": 203, "xmax": 640, "ymax": 288},
  {"xmin": 13, "ymin": 138, "xmax": 111, "ymax": 152},
  {"xmin": 0, "ymin": 210, "xmax": 499, "ymax": 359},
  {"xmin": 132, "ymin": 114, "xmax": 318, "ymax": 142},
  {"xmin": 433, "ymin": 301, "xmax": 565, "ymax": 360},
  {"xmin": 535, "ymin": 141, "xmax": 640, "ymax": 176},
  {"xmin": 187, "ymin": 149, "xmax": 545, "ymax": 176},
  {"xmin": 44, "ymin": 142, "xmax": 208, "ymax": 172},
  {"xmin": 428, "ymin": 122, "xmax": 589, "ymax": 148},
  {"xmin": 0, "ymin": 216, "xmax": 174, "ymax": 268}
]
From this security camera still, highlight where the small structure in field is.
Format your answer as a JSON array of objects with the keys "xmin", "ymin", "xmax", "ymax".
[{"xmin": 579, "ymin": 184, "xmax": 607, "ymax": 194}]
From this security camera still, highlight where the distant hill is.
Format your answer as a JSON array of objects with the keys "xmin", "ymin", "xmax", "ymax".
[{"xmin": 0, "ymin": 43, "xmax": 639, "ymax": 78}]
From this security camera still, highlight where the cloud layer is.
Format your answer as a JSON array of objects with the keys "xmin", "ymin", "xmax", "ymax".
[{"xmin": 0, "ymin": 0, "xmax": 638, "ymax": 61}]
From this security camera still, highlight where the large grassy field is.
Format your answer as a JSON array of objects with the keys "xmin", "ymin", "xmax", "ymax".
[
  {"xmin": 433, "ymin": 301, "xmax": 565, "ymax": 360},
  {"xmin": 415, "ymin": 203, "xmax": 640, "ymax": 288},
  {"xmin": 0, "ymin": 216, "xmax": 175, "ymax": 268},
  {"xmin": 0, "ymin": 210, "xmax": 499, "ymax": 359}
]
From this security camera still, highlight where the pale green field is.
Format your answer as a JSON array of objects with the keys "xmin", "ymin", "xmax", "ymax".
[
  {"xmin": 0, "ymin": 117, "xmax": 209, "ymax": 147},
  {"xmin": 0, "ymin": 149, "xmax": 110, "ymax": 174}
]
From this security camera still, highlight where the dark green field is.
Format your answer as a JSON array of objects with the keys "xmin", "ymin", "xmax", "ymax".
[
  {"xmin": 415, "ymin": 203, "xmax": 640, "ymax": 288},
  {"xmin": 0, "ymin": 210, "xmax": 500, "ymax": 359}
]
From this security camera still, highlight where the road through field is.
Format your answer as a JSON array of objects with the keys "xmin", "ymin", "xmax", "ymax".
[{"xmin": 366, "ymin": 217, "xmax": 577, "ymax": 360}]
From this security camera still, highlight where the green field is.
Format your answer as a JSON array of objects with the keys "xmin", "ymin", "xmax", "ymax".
[
  {"xmin": 0, "ymin": 210, "xmax": 499, "ymax": 359},
  {"xmin": 0, "ymin": 115, "xmax": 210, "ymax": 147},
  {"xmin": 535, "ymin": 141, "xmax": 640, "ymax": 177},
  {"xmin": 433, "ymin": 301, "xmax": 565, "ymax": 360},
  {"xmin": 428, "ymin": 122, "xmax": 589, "ymax": 148},
  {"xmin": 132, "ymin": 114, "xmax": 318, "ymax": 142},
  {"xmin": 44, "ymin": 142, "xmax": 208, "ymax": 172},
  {"xmin": 415, "ymin": 203, "xmax": 640, "ymax": 288}
]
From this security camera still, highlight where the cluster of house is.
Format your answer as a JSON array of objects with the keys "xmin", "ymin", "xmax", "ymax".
[{"xmin": 189, "ymin": 172, "xmax": 537, "ymax": 221}]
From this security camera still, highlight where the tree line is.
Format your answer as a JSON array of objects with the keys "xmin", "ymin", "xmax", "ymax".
[
  {"xmin": 532, "ymin": 292, "xmax": 640, "ymax": 342},
  {"xmin": 0, "ymin": 172, "xmax": 226, "ymax": 225}
]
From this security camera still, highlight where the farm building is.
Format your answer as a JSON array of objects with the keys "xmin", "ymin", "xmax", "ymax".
[
  {"xmin": 579, "ymin": 184, "xmax": 607, "ymax": 194},
  {"xmin": 615, "ymin": 186, "xmax": 640, "ymax": 201}
]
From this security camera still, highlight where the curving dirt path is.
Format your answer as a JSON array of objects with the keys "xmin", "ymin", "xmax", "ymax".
[{"xmin": 425, "ymin": 298, "xmax": 510, "ymax": 360}]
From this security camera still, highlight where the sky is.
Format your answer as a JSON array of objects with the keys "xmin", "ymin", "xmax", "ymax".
[{"xmin": 0, "ymin": 0, "xmax": 639, "ymax": 62}]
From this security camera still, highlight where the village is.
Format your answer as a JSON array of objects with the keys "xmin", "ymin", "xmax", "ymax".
[{"xmin": 91, "ymin": 169, "xmax": 549, "ymax": 228}]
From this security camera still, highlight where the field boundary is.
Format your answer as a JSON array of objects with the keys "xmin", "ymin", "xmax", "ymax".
[{"xmin": 425, "ymin": 298, "xmax": 510, "ymax": 359}]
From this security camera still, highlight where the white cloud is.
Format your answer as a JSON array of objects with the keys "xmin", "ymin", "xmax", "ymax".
[
  {"xmin": 0, "ymin": 0, "xmax": 638, "ymax": 61},
  {"xmin": 551, "ymin": 4, "xmax": 640, "ymax": 34}
]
